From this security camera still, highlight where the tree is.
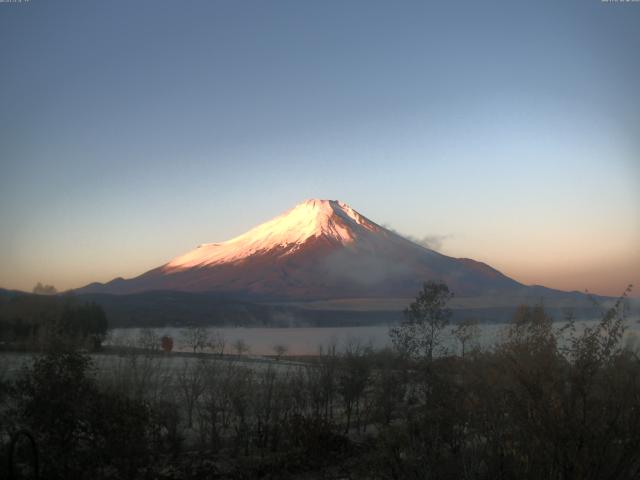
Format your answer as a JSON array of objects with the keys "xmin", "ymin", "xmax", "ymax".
[
  {"xmin": 161, "ymin": 335, "xmax": 174, "ymax": 353},
  {"xmin": 451, "ymin": 318, "xmax": 480, "ymax": 358},
  {"xmin": 0, "ymin": 296, "xmax": 107, "ymax": 350},
  {"xmin": 371, "ymin": 364, "xmax": 406, "ymax": 426},
  {"xmin": 337, "ymin": 342, "xmax": 372, "ymax": 433},
  {"xmin": 176, "ymin": 360, "xmax": 206, "ymax": 428},
  {"xmin": 137, "ymin": 328, "xmax": 160, "ymax": 352},
  {"xmin": 390, "ymin": 281, "xmax": 453, "ymax": 361},
  {"xmin": 485, "ymin": 287, "xmax": 640, "ymax": 479},
  {"xmin": 58, "ymin": 301, "xmax": 108, "ymax": 350},
  {"xmin": 273, "ymin": 344, "xmax": 288, "ymax": 360},
  {"xmin": 10, "ymin": 348, "xmax": 167, "ymax": 479},
  {"xmin": 207, "ymin": 330, "xmax": 226, "ymax": 355},
  {"xmin": 233, "ymin": 338, "xmax": 249, "ymax": 356},
  {"xmin": 181, "ymin": 326, "xmax": 209, "ymax": 354},
  {"xmin": 32, "ymin": 282, "xmax": 57, "ymax": 295},
  {"xmin": 11, "ymin": 350, "xmax": 98, "ymax": 478}
]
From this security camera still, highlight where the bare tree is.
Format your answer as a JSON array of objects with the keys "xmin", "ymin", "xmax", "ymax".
[
  {"xmin": 105, "ymin": 348, "xmax": 173, "ymax": 403},
  {"xmin": 452, "ymin": 318, "xmax": 480, "ymax": 358},
  {"xmin": 181, "ymin": 326, "xmax": 209, "ymax": 354},
  {"xmin": 207, "ymin": 330, "xmax": 226, "ymax": 355},
  {"xmin": 136, "ymin": 328, "xmax": 160, "ymax": 352},
  {"xmin": 176, "ymin": 359, "xmax": 206, "ymax": 428},
  {"xmin": 309, "ymin": 341, "xmax": 339, "ymax": 421},
  {"xmin": 272, "ymin": 344, "xmax": 288, "ymax": 360},
  {"xmin": 233, "ymin": 338, "xmax": 249, "ymax": 356},
  {"xmin": 371, "ymin": 364, "xmax": 406, "ymax": 426},
  {"xmin": 337, "ymin": 340, "xmax": 372, "ymax": 434}
]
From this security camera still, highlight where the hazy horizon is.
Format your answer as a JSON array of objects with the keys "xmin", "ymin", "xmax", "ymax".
[{"xmin": 1, "ymin": 1, "xmax": 639, "ymax": 297}]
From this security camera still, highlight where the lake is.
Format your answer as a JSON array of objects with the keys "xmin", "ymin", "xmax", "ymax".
[{"xmin": 107, "ymin": 317, "xmax": 640, "ymax": 356}]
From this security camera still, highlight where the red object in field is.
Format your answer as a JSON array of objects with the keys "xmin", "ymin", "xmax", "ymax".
[{"xmin": 161, "ymin": 335, "xmax": 173, "ymax": 353}]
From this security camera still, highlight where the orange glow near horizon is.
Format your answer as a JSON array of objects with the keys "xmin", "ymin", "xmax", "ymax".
[{"xmin": 2, "ymin": 224, "xmax": 638, "ymax": 298}]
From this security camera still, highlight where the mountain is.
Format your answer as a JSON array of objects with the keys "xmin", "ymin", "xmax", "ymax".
[{"xmin": 77, "ymin": 199, "xmax": 529, "ymax": 299}]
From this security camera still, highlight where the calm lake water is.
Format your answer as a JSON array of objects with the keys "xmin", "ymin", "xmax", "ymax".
[{"xmin": 107, "ymin": 318, "xmax": 640, "ymax": 356}]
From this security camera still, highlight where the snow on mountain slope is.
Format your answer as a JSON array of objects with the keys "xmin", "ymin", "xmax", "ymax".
[
  {"xmin": 163, "ymin": 199, "xmax": 383, "ymax": 271},
  {"xmin": 76, "ymin": 199, "xmax": 526, "ymax": 298}
]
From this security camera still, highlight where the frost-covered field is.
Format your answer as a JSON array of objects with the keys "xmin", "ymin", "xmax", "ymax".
[
  {"xmin": 3, "ymin": 317, "xmax": 638, "ymax": 383},
  {"xmin": 0, "ymin": 350, "xmax": 297, "ymax": 383}
]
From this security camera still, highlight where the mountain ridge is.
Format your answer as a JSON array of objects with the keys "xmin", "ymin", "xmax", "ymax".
[
  {"xmin": 75, "ymin": 199, "xmax": 530, "ymax": 299},
  {"xmin": 78, "ymin": 198, "xmax": 631, "ymax": 308}
]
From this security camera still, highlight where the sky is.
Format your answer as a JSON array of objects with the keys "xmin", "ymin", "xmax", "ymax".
[{"xmin": 0, "ymin": 0, "xmax": 638, "ymax": 297}]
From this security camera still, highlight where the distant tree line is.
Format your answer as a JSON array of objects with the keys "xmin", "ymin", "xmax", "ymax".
[
  {"xmin": 0, "ymin": 293, "xmax": 108, "ymax": 351},
  {"xmin": 32, "ymin": 282, "xmax": 58, "ymax": 295}
]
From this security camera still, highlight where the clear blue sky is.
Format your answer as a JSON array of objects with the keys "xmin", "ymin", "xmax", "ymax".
[{"xmin": 1, "ymin": 0, "xmax": 638, "ymax": 296}]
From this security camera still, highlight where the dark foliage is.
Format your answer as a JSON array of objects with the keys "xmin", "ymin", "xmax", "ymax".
[
  {"xmin": 4, "ymin": 348, "xmax": 176, "ymax": 480},
  {"xmin": 0, "ymin": 295, "xmax": 108, "ymax": 350},
  {"xmin": 1, "ymin": 285, "xmax": 638, "ymax": 479}
]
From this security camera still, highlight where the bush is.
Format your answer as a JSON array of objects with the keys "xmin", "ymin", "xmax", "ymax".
[{"xmin": 8, "ymin": 348, "xmax": 170, "ymax": 479}]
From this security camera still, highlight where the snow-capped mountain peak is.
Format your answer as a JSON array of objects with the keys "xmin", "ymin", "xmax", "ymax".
[
  {"xmin": 77, "ymin": 198, "xmax": 527, "ymax": 298},
  {"xmin": 163, "ymin": 199, "xmax": 381, "ymax": 272}
]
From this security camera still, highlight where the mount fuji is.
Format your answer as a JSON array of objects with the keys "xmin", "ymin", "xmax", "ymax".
[{"xmin": 78, "ymin": 199, "xmax": 530, "ymax": 299}]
